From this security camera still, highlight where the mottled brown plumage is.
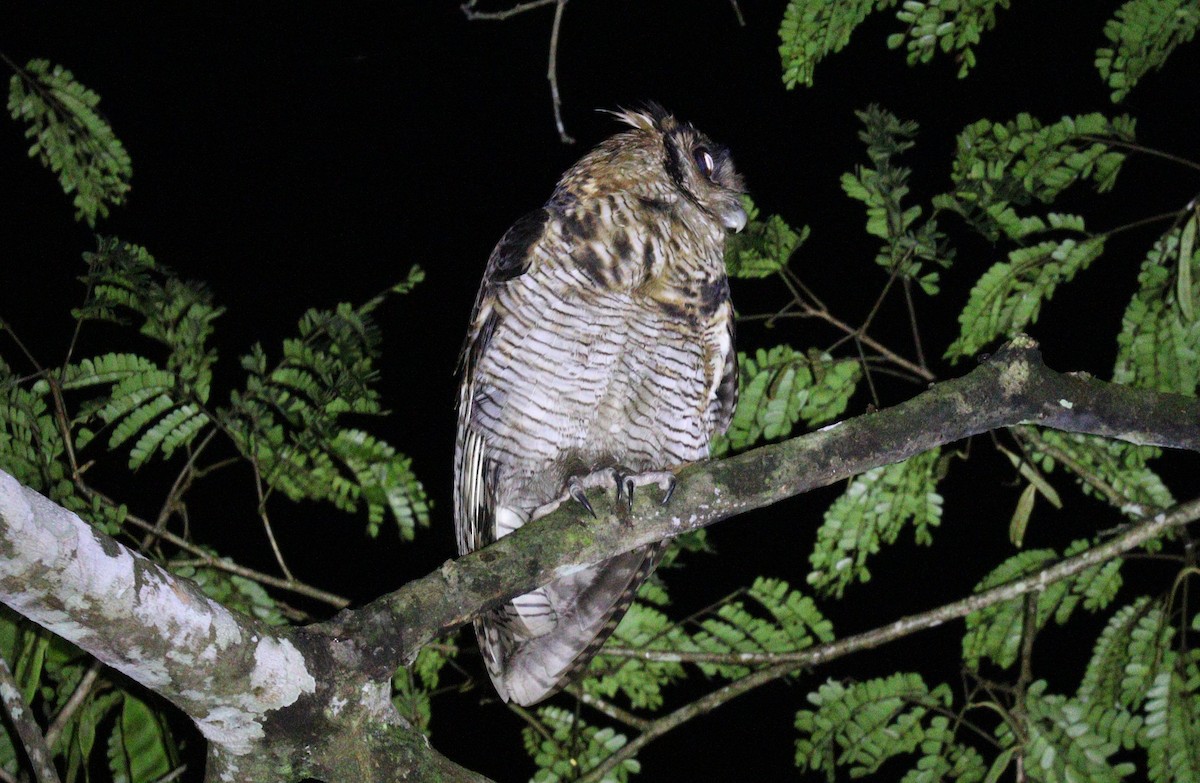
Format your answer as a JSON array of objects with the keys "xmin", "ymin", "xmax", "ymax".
[{"xmin": 455, "ymin": 105, "xmax": 744, "ymax": 705}]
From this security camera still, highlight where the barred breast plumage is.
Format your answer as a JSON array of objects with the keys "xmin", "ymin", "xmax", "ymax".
[{"xmin": 454, "ymin": 104, "xmax": 745, "ymax": 706}]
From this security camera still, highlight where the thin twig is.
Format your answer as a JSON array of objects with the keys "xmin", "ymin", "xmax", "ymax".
[
  {"xmin": 547, "ymin": 0, "xmax": 573, "ymax": 144},
  {"xmin": 567, "ymin": 686, "xmax": 651, "ymax": 732},
  {"xmin": 45, "ymin": 662, "xmax": 103, "ymax": 749},
  {"xmin": 902, "ymin": 277, "xmax": 928, "ymax": 373},
  {"xmin": 252, "ymin": 462, "xmax": 296, "ymax": 582},
  {"xmin": 578, "ymin": 496, "xmax": 1200, "ymax": 782},
  {"xmin": 143, "ymin": 428, "xmax": 217, "ymax": 550},
  {"xmin": 1078, "ymin": 135, "xmax": 1200, "ymax": 174},
  {"xmin": 150, "ymin": 766, "xmax": 189, "ymax": 783},
  {"xmin": 728, "ymin": 0, "xmax": 746, "ymax": 25},
  {"xmin": 120, "ymin": 515, "xmax": 350, "ymax": 608},
  {"xmin": 0, "ymin": 653, "xmax": 60, "ymax": 783},
  {"xmin": 461, "ymin": 0, "xmax": 557, "ymax": 20}
]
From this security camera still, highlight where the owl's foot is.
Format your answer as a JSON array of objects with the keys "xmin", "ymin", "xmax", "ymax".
[
  {"xmin": 568, "ymin": 478, "xmax": 596, "ymax": 518},
  {"xmin": 615, "ymin": 470, "xmax": 677, "ymax": 512},
  {"xmin": 567, "ymin": 471, "xmax": 620, "ymax": 518}
]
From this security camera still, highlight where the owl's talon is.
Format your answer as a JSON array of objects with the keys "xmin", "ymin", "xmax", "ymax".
[
  {"xmin": 660, "ymin": 476, "xmax": 677, "ymax": 505},
  {"xmin": 619, "ymin": 475, "xmax": 636, "ymax": 512},
  {"xmin": 568, "ymin": 478, "xmax": 597, "ymax": 518}
]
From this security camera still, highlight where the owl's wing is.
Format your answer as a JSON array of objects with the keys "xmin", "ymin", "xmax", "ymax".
[
  {"xmin": 454, "ymin": 208, "xmax": 550, "ymax": 556},
  {"xmin": 709, "ymin": 293, "xmax": 739, "ymax": 438}
]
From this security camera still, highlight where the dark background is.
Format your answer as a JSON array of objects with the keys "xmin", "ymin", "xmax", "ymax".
[{"xmin": 2, "ymin": 3, "xmax": 1199, "ymax": 780}]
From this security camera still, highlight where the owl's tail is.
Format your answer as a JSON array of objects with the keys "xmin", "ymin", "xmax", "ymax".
[{"xmin": 476, "ymin": 541, "xmax": 665, "ymax": 706}]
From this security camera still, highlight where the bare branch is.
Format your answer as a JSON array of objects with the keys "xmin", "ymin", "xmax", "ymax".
[{"xmin": 462, "ymin": 0, "xmax": 575, "ymax": 144}]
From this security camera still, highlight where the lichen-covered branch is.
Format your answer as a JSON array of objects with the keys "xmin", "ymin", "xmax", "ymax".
[
  {"xmin": 0, "ymin": 471, "xmax": 492, "ymax": 783},
  {"xmin": 336, "ymin": 337, "xmax": 1200, "ymax": 672},
  {"xmin": 0, "ymin": 471, "xmax": 316, "ymax": 753},
  {"xmin": 0, "ymin": 337, "xmax": 1196, "ymax": 782}
]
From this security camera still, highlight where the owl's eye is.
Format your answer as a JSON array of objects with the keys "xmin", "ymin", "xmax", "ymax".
[{"xmin": 694, "ymin": 147, "xmax": 715, "ymax": 179}]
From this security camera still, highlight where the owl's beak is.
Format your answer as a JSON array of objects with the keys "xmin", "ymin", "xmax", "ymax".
[{"xmin": 721, "ymin": 204, "xmax": 748, "ymax": 233}]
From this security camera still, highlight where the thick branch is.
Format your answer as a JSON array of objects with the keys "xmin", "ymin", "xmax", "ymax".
[
  {"xmin": 0, "ymin": 471, "xmax": 492, "ymax": 782},
  {"xmin": 331, "ymin": 338, "xmax": 1200, "ymax": 672},
  {"xmin": 0, "ymin": 471, "xmax": 316, "ymax": 756}
]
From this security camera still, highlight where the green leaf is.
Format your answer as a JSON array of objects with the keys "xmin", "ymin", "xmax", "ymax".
[
  {"xmin": 107, "ymin": 694, "xmax": 177, "ymax": 783},
  {"xmin": 1022, "ymin": 428, "xmax": 1174, "ymax": 518},
  {"xmin": 522, "ymin": 706, "xmax": 639, "ymax": 783},
  {"xmin": 842, "ymin": 106, "xmax": 954, "ymax": 290},
  {"xmin": 795, "ymin": 673, "xmax": 960, "ymax": 779},
  {"xmin": 809, "ymin": 448, "xmax": 944, "ymax": 597},
  {"xmin": 962, "ymin": 542, "xmax": 1124, "ymax": 669},
  {"xmin": 7, "ymin": 60, "xmax": 132, "ymax": 226},
  {"xmin": 723, "ymin": 196, "xmax": 809, "ymax": 278},
  {"xmin": 1000, "ymin": 682, "xmax": 1137, "ymax": 782},
  {"xmin": 1009, "ymin": 482, "xmax": 1037, "ymax": 547},
  {"xmin": 1114, "ymin": 220, "xmax": 1200, "ymax": 396},
  {"xmin": 1096, "ymin": 0, "xmax": 1200, "ymax": 102},
  {"xmin": 939, "ymin": 113, "xmax": 1134, "ymax": 243},
  {"xmin": 778, "ymin": 0, "xmax": 878, "ymax": 89},
  {"xmin": 946, "ymin": 237, "xmax": 1106, "ymax": 361},
  {"xmin": 712, "ymin": 346, "xmax": 860, "ymax": 457}
]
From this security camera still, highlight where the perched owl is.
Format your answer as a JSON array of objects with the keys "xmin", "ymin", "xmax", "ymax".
[{"xmin": 455, "ymin": 105, "xmax": 745, "ymax": 706}]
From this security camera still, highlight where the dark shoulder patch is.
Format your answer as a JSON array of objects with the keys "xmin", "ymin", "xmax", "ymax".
[{"xmin": 487, "ymin": 209, "xmax": 548, "ymax": 283}]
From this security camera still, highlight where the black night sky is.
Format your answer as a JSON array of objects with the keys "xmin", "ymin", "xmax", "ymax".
[{"xmin": 3, "ymin": 3, "xmax": 1200, "ymax": 781}]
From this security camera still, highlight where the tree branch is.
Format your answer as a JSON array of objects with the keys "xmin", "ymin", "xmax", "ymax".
[
  {"xmin": 579, "ymin": 493, "xmax": 1200, "ymax": 782},
  {"xmin": 0, "ymin": 653, "xmax": 59, "ymax": 783},
  {"xmin": 0, "ymin": 337, "xmax": 1196, "ymax": 781},
  {"xmin": 330, "ymin": 337, "xmax": 1200, "ymax": 673}
]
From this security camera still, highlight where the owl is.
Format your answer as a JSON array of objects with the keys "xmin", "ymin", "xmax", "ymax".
[{"xmin": 454, "ymin": 104, "xmax": 745, "ymax": 706}]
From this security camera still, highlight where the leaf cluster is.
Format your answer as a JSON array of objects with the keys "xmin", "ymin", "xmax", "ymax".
[{"xmin": 7, "ymin": 59, "xmax": 131, "ymax": 226}]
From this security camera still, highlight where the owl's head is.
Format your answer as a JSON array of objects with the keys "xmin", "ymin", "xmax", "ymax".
[{"xmin": 579, "ymin": 104, "xmax": 747, "ymax": 233}]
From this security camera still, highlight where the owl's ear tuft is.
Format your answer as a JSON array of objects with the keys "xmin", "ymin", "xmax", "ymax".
[{"xmin": 605, "ymin": 102, "xmax": 676, "ymax": 133}]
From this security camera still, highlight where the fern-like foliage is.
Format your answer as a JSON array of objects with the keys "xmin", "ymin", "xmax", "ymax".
[
  {"xmin": 779, "ymin": 0, "xmax": 1011, "ymax": 88},
  {"xmin": 936, "ymin": 113, "xmax": 1134, "ymax": 243},
  {"xmin": 393, "ymin": 642, "xmax": 459, "ymax": 735},
  {"xmin": 723, "ymin": 195, "xmax": 810, "ymax": 279},
  {"xmin": 1114, "ymin": 216, "xmax": 1200, "ymax": 396},
  {"xmin": 688, "ymin": 577, "xmax": 834, "ymax": 679},
  {"xmin": 935, "ymin": 113, "xmax": 1135, "ymax": 360},
  {"xmin": 947, "ymin": 234, "xmax": 1106, "ymax": 360},
  {"xmin": 1078, "ymin": 598, "xmax": 1163, "ymax": 712},
  {"xmin": 995, "ymin": 681, "xmax": 1136, "ymax": 783},
  {"xmin": 1021, "ymin": 428, "xmax": 1174, "ymax": 519},
  {"xmin": 842, "ymin": 105, "xmax": 953, "ymax": 294},
  {"xmin": 795, "ymin": 673, "xmax": 973, "ymax": 780},
  {"xmin": 46, "ymin": 239, "xmax": 430, "ymax": 538},
  {"xmin": 6, "ymin": 59, "xmax": 131, "ymax": 226},
  {"xmin": 225, "ymin": 269, "xmax": 430, "ymax": 538},
  {"xmin": 586, "ymin": 601, "xmax": 688, "ymax": 710},
  {"xmin": 712, "ymin": 346, "xmax": 860, "ymax": 457},
  {"xmin": 67, "ymin": 239, "xmax": 221, "ymax": 465},
  {"xmin": 808, "ymin": 448, "xmax": 945, "ymax": 598},
  {"xmin": 522, "ymin": 706, "xmax": 639, "ymax": 783},
  {"xmin": 962, "ymin": 541, "xmax": 1123, "ymax": 670},
  {"xmin": 1096, "ymin": 0, "xmax": 1200, "ymax": 103},
  {"xmin": 1144, "ymin": 666, "xmax": 1200, "ymax": 782},
  {"xmin": 888, "ymin": 0, "xmax": 1010, "ymax": 77},
  {"xmin": 589, "ymin": 578, "xmax": 833, "ymax": 705},
  {"xmin": 778, "ymin": 0, "xmax": 878, "ymax": 88}
]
